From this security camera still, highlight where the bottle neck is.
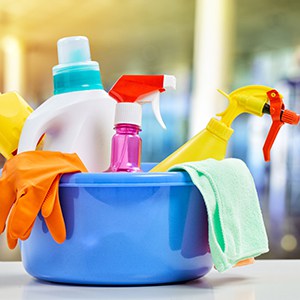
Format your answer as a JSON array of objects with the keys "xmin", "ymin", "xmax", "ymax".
[
  {"xmin": 53, "ymin": 69, "xmax": 103, "ymax": 95},
  {"xmin": 115, "ymin": 123, "xmax": 141, "ymax": 134}
]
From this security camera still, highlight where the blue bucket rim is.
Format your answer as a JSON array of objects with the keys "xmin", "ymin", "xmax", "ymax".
[
  {"xmin": 60, "ymin": 170, "xmax": 192, "ymax": 186},
  {"xmin": 59, "ymin": 163, "xmax": 192, "ymax": 186}
]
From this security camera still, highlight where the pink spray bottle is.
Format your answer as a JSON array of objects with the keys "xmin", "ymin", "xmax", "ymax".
[{"xmin": 106, "ymin": 75, "xmax": 176, "ymax": 172}]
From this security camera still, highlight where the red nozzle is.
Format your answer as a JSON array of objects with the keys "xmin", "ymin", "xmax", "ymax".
[
  {"xmin": 263, "ymin": 89, "xmax": 299, "ymax": 161},
  {"xmin": 108, "ymin": 75, "xmax": 166, "ymax": 103},
  {"xmin": 281, "ymin": 109, "xmax": 300, "ymax": 125}
]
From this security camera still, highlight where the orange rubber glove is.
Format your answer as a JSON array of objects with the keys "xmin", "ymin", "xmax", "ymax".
[{"xmin": 0, "ymin": 151, "xmax": 88, "ymax": 249}]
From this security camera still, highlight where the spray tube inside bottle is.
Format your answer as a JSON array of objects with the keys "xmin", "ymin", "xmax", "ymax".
[{"xmin": 105, "ymin": 75, "xmax": 176, "ymax": 172}]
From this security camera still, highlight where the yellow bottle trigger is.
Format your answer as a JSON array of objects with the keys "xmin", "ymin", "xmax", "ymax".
[{"xmin": 0, "ymin": 92, "xmax": 33, "ymax": 159}]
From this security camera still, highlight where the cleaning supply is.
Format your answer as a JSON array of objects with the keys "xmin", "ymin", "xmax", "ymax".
[
  {"xmin": 106, "ymin": 75, "xmax": 176, "ymax": 172},
  {"xmin": 151, "ymin": 85, "xmax": 300, "ymax": 172},
  {"xmin": 169, "ymin": 158, "xmax": 269, "ymax": 272},
  {"xmin": 17, "ymin": 36, "xmax": 116, "ymax": 172},
  {"xmin": 0, "ymin": 151, "xmax": 88, "ymax": 249},
  {"xmin": 0, "ymin": 92, "xmax": 33, "ymax": 159},
  {"xmin": 263, "ymin": 89, "xmax": 300, "ymax": 160},
  {"xmin": 20, "ymin": 164, "xmax": 213, "ymax": 285}
]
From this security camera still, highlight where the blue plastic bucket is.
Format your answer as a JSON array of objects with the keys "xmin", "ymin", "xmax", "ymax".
[{"xmin": 21, "ymin": 164, "xmax": 212, "ymax": 285}]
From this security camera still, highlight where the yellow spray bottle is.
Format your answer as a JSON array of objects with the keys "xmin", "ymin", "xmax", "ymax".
[
  {"xmin": 0, "ymin": 92, "xmax": 33, "ymax": 159},
  {"xmin": 150, "ymin": 85, "xmax": 300, "ymax": 172}
]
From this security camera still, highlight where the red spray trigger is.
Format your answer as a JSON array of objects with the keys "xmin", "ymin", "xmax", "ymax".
[
  {"xmin": 108, "ymin": 75, "xmax": 176, "ymax": 129},
  {"xmin": 263, "ymin": 89, "xmax": 300, "ymax": 161},
  {"xmin": 108, "ymin": 75, "xmax": 166, "ymax": 103}
]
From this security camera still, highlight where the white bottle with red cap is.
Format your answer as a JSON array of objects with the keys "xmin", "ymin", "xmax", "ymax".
[{"xmin": 105, "ymin": 75, "xmax": 176, "ymax": 172}]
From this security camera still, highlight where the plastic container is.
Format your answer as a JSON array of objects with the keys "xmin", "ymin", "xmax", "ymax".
[
  {"xmin": 18, "ymin": 36, "xmax": 116, "ymax": 172},
  {"xmin": 106, "ymin": 123, "xmax": 142, "ymax": 172},
  {"xmin": 20, "ymin": 164, "xmax": 212, "ymax": 285},
  {"xmin": 0, "ymin": 92, "xmax": 33, "ymax": 159},
  {"xmin": 150, "ymin": 85, "xmax": 272, "ymax": 172}
]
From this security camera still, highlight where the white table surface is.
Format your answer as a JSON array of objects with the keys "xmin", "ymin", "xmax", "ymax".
[{"xmin": 0, "ymin": 260, "xmax": 298, "ymax": 300}]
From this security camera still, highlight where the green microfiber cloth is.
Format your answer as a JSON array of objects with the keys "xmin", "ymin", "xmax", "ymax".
[{"xmin": 169, "ymin": 158, "xmax": 269, "ymax": 272}]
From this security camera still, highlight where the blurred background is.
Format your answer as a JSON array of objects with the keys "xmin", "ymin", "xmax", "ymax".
[{"xmin": 0, "ymin": 0, "xmax": 300, "ymax": 260}]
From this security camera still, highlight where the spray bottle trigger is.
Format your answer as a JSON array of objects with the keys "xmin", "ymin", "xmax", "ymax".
[
  {"xmin": 137, "ymin": 91, "xmax": 166, "ymax": 129},
  {"xmin": 263, "ymin": 121, "xmax": 284, "ymax": 161},
  {"xmin": 152, "ymin": 91, "xmax": 166, "ymax": 129},
  {"xmin": 216, "ymin": 89, "xmax": 230, "ymax": 117},
  {"xmin": 262, "ymin": 89, "xmax": 284, "ymax": 161}
]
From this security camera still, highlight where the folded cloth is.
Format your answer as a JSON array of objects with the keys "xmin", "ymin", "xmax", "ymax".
[
  {"xmin": 169, "ymin": 158, "xmax": 269, "ymax": 272},
  {"xmin": 0, "ymin": 151, "xmax": 88, "ymax": 249}
]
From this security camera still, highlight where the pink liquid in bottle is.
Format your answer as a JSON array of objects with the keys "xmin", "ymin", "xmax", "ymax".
[{"xmin": 106, "ymin": 123, "xmax": 142, "ymax": 172}]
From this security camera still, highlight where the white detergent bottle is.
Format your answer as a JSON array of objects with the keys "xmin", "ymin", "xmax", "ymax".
[{"xmin": 18, "ymin": 36, "xmax": 116, "ymax": 172}]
